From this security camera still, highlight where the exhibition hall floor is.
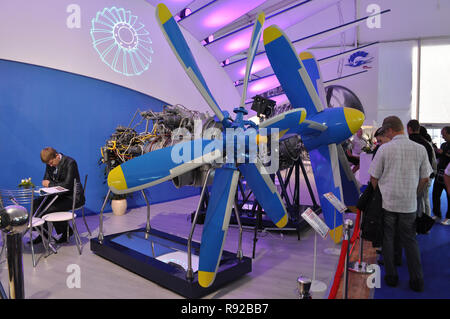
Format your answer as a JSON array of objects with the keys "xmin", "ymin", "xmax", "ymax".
[{"xmin": 0, "ymin": 195, "xmax": 344, "ymax": 299}]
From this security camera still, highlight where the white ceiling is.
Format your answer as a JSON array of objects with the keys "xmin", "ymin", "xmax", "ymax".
[{"xmin": 147, "ymin": 0, "xmax": 450, "ymax": 96}]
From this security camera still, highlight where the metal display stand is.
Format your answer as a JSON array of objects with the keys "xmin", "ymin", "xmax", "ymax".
[
  {"xmin": 342, "ymin": 219, "xmax": 354, "ymax": 299},
  {"xmin": 232, "ymin": 159, "xmax": 321, "ymax": 258},
  {"xmin": 0, "ymin": 204, "xmax": 29, "ymax": 299},
  {"xmin": 310, "ymin": 231, "xmax": 327, "ymax": 292},
  {"xmin": 92, "ymin": 171, "xmax": 251, "ymax": 298},
  {"xmin": 348, "ymin": 210, "xmax": 375, "ymax": 274}
]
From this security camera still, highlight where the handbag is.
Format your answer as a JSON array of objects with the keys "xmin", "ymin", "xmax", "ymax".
[{"xmin": 416, "ymin": 213, "xmax": 435, "ymax": 234}]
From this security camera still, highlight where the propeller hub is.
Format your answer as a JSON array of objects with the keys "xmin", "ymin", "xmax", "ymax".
[{"xmin": 233, "ymin": 107, "xmax": 248, "ymax": 115}]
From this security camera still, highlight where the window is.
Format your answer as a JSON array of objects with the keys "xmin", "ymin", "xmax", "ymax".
[{"xmin": 418, "ymin": 38, "xmax": 450, "ymax": 124}]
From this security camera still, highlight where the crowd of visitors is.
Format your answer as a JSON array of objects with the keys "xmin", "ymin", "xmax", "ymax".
[{"xmin": 355, "ymin": 116, "xmax": 449, "ymax": 293}]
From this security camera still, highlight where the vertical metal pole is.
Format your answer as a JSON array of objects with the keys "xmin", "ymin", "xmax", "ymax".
[
  {"xmin": 416, "ymin": 38, "xmax": 422, "ymax": 120},
  {"xmin": 312, "ymin": 231, "xmax": 317, "ymax": 282},
  {"xmin": 98, "ymin": 189, "xmax": 111, "ymax": 244},
  {"xmin": 294, "ymin": 162, "xmax": 300, "ymax": 207},
  {"xmin": 298, "ymin": 159, "xmax": 319, "ymax": 208},
  {"xmin": 233, "ymin": 199, "xmax": 243, "ymax": 260},
  {"xmin": 141, "ymin": 190, "xmax": 151, "ymax": 236},
  {"xmin": 6, "ymin": 233, "xmax": 25, "ymax": 299},
  {"xmin": 186, "ymin": 168, "xmax": 212, "ymax": 281},
  {"xmin": 141, "ymin": 190, "xmax": 154, "ymax": 256},
  {"xmin": 343, "ymin": 219, "xmax": 353, "ymax": 299}
]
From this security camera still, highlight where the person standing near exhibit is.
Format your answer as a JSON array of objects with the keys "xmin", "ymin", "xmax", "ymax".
[
  {"xmin": 407, "ymin": 120, "xmax": 436, "ymax": 217},
  {"xmin": 349, "ymin": 128, "xmax": 366, "ymax": 173},
  {"xmin": 31, "ymin": 147, "xmax": 85, "ymax": 244},
  {"xmin": 372, "ymin": 126, "xmax": 392, "ymax": 159},
  {"xmin": 445, "ymin": 163, "xmax": 450, "ymax": 195},
  {"xmin": 368, "ymin": 116, "xmax": 432, "ymax": 292},
  {"xmin": 432, "ymin": 126, "xmax": 450, "ymax": 225}
]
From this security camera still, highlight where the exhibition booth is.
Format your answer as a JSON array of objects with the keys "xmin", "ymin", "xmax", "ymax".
[{"xmin": 0, "ymin": 0, "xmax": 449, "ymax": 301}]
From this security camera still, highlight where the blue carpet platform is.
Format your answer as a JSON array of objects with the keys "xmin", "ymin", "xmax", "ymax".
[{"xmin": 374, "ymin": 181, "xmax": 449, "ymax": 299}]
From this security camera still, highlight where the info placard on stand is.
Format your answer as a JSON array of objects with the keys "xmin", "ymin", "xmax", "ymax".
[
  {"xmin": 301, "ymin": 208, "xmax": 329, "ymax": 292},
  {"xmin": 323, "ymin": 192, "xmax": 347, "ymax": 213},
  {"xmin": 323, "ymin": 192, "xmax": 347, "ymax": 255}
]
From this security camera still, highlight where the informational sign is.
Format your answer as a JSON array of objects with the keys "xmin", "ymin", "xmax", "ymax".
[
  {"xmin": 301, "ymin": 208, "xmax": 330, "ymax": 239},
  {"xmin": 323, "ymin": 192, "xmax": 347, "ymax": 213},
  {"xmin": 37, "ymin": 186, "xmax": 68, "ymax": 195}
]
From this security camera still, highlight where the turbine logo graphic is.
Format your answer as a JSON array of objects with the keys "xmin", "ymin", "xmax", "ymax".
[
  {"xmin": 91, "ymin": 7, "xmax": 153, "ymax": 76},
  {"xmin": 345, "ymin": 50, "xmax": 374, "ymax": 68}
]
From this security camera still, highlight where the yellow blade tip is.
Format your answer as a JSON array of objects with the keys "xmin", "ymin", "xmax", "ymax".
[
  {"xmin": 343, "ymin": 107, "xmax": 365, "ymax": 134},
  {"xmin": 299, "ymin": 51, "xmax": 314, "ymax": 61},
  {"xmin": 156, "ymin": 3, "xmax": 172, "ymax": 24},
  {"xmin": 299, "ymin": 109, "xmax": 307, "ymax": 124},
  {"xmin": 198, "ymin": 271, "xmax": 215, "ymax": 288},
  {"xmin": 263, "ymin": 25, "xmax": 282, "ymax": 45},
  {"xmin": 329, "ymin": 225, "xmax": 343, "ymax": 244},
  {"xmin": 257, "ymin": 12, "xmax": 265, "ymax": 26},
  {"xmin": 107, "ymin": 165, "xmax": 128, "ymax": 191},
  {"xmin": 275, "ymin": 213, "xmax": 288, "ymax": 228}
]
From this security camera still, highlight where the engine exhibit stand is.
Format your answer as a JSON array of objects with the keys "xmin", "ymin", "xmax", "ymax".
[
  {"xmin": 90, "ymin": 228, "xmax": 251, "ymax": 299},
  {"xmin": 91, "ymin": 175, "xmax": 251, "ymax": 299},
  {"xmin": 232, "ymin": 159, "xmax": 321, "ymax": 257}
]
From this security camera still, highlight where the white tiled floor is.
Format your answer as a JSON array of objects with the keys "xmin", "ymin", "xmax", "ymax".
[{"xmin": 0, "ymin": 195, "xmax": 343, "ymax": 299}]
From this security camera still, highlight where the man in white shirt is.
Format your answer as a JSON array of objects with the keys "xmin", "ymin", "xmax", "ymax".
[
  {"xmin": 352, "ymin": 128, "xmax": 367, "ymax": 157},
  {"xmin": 369, "ymin": 116, "xmax": 432, "ymax": 292}
]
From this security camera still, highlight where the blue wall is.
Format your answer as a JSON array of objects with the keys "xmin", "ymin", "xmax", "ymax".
[{"xmin": 0, "ymin": 59, "xmax": 199, "ymax": 214}]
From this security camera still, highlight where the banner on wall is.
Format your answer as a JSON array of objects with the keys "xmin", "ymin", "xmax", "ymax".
[{"xmin": 322, "ymin": 44, "xmax": 379, "ymax": 125}]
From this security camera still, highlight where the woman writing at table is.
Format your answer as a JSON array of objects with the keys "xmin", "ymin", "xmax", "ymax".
[{"xmin": 31, "ymin": 147, "xmax": 85, "ymax": 244}]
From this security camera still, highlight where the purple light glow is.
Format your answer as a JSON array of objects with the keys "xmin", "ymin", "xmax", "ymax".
[
  {"xmin": 225, "ymin": 30, "xmax": 254, "ymax": 52},
  {"xmin": 204, "ymin": 0, "xmax": 265, "ymax": 29},
  {"xmin": 239, "ymin": 57, "xmax": 271, "ymax": 76},
  {"xmin": 204, "ymin": 12, "xmax": 237, "ymax": 28},
  {"xmin": 249, "ymin": 75, "xmax": 279, "ymax": 94},
  {"xmin": 207, "ymin": 0, "xmax": 340, "ymax": 62}
]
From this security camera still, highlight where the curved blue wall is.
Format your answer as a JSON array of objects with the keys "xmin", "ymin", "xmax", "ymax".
[{"xmin": 0, "ymin": 59, "xmax": 199, "ymax": 214}]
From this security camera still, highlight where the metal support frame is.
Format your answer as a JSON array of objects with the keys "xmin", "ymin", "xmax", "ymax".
[
  {"xmin": 6, "ymin": 233, "xmax": 25, "ymax": 299},
  {"xmin": 98, "ymin": 189, "xmax": 111, "ymax": 244},
  {"xmin": 186, "ymin": 167, "xmax": 244, "ymax": 281},
  {"xmin": 343, "ymin": 219, "xmax": 354, "ymax": 299},
  {"xmin": 238, "ymin": 158, "xmax": 320, "ymax": 258},
  {"xmin": 348, "ymin": 210, "xmax": 375, "ymax": 274}
]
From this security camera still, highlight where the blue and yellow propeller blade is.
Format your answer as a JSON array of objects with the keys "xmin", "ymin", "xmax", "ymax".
[
  {"xmin": 300, "ymin": 52, "xmax": 362, "ymax": 207},
  {"xmin": 257, "ymin": 108, "xmax": 307, "ymax": 142},
  {"xmin": 263, "ymin": 25, "xmax": 324, "ymax": 115},
  {"xmin": 108, "ymin": 139, "xmax": 222, "ymax": 194},
  {"xmin": 240, "ymin": 12, "xmax": 265, "ymax": 108},
  {"xmin": 156, "ymin": 3, "xmax": 225, "ymax": 122},
  {"xmin": 299, "ymin": 51, "xmax": 327, "ymax": 108},
  {"xmin": 309, "ymin": 144, "xmax": 344, "ymax": 243},
  {"xmin": 238, "ymin": 160, "xmax": 288, "ymax": 229},
  {"xmin": 198, "ymin": 168, "xmax": 240, "ymax": 287}
]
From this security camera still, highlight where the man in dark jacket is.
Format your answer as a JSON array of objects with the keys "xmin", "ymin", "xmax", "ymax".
[
  {"xmin": 433, "ymin": 126, "xmax": 450, "ymax": 225},
  {"xmin": 32, "ymin": 147, "xmax": 85, "ymax": 243},
  {"xmin": 407, "ymin": 120, "xmax": 436, "ymax": 217}
]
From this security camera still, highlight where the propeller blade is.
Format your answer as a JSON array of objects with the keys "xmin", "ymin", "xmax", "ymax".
[
  {"xmin": 108, "ymin": 139, "xmax": 222, "ymax": 194},
  {"xmin": 258, "ymin": 108, "xmax": 306, "ymax": 140},
  {"xmin": 198, "ymin": 167, "xmax": 240, "ymax": 287},
  {"xmin": 238, "ymin": 160, "xmax": 288, "ymax": 228},
  {"xmin": 240, "ymin": 12, "xmax": 265, "ymax": 108},
  {"xmin": 156, "ymin": 3, "xmax": 225, "ymax": 122},
  {"xmin": 299, "ymin": 51, "xmax": 327, "ymax": 107},
  {"xmin": 308, "ymin": 143, "xmax": 344, "ymax": 243},
  {"xmin": 263, "ymin": 25, "xmax": 324, "ymax": 116}
]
